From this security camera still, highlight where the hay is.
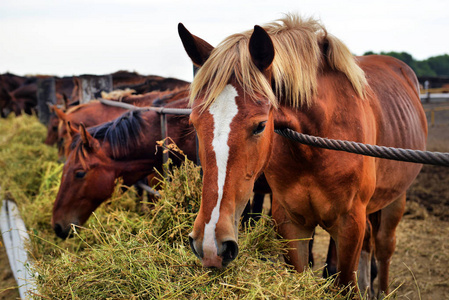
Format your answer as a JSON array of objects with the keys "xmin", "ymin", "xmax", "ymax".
[
  {"xmin": 1, "ymin": 115, "xmax": 364, "ymax": 299},
  {"xmin": 101, "ymin": 88, "xmax": 136, "ymax": 101}
]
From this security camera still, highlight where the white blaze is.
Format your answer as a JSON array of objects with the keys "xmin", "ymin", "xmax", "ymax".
[{"xmin": 202, "ymin": 84, "xmax": 239, "ymax": 258}]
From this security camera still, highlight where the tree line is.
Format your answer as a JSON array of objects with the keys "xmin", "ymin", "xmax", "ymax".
[{"xmin": 364, "ymin": 51, "xmax": 449, "ymax": 78}]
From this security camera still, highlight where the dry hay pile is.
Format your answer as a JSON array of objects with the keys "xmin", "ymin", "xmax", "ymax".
[{"xmin": 0, "ymin": 114, "xmax": 366, "ymax": 299}]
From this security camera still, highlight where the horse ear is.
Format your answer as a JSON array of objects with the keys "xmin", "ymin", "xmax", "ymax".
[
  {"xmin": 53, "ymin": 105, "xmax": 67, "ymax": 121},
  {"xmin": 62, "ymin": 93, "xmax": 69, "ymax": 110},
  {"xmin": 249, "ymin": 25, "xmax": 275, "ymax": 72},
  {"xmin": 79, "ymin": 123, "xmax": 95, "ymax": 149},
  {"xmin": 66, "ymin": 121, "xmax": 79, "ymax": 138},
  {"xmin": 178, "ymin": 23, "xmax": 214, "ymax": 67}
]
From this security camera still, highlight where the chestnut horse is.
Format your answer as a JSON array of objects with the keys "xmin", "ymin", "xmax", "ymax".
[
  {"xmin": 51, "ymin": 98, "xmax": 197, "ymax": 239},
  {"xmin": 179, "ymin": 15, "xmax": 427, "ymax": 295}
]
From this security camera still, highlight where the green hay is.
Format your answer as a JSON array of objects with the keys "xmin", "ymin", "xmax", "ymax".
[{"xmin": 0, "ymin": 115, "xmax": 372, "ymax": 299}]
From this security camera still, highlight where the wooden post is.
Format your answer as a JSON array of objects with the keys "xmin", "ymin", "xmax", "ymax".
[
  {"xmin": 424, "ymin": 80, "xmax": 431, "ymax": 103},
  {"xmin": 77, "ymin": 74, "xmax": 113, "ymax": 104},
  {"xmin": 37, "ymin": 77, "xmax": 56, "ymax": 125}
]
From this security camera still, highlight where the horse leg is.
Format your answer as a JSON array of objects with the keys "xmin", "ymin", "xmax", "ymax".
[
  {"xmin": 309, "ymin": 230, "xmax": 315, "ymax": 267},
  {"xmin": 334, "ymin": 207, "xmax": 366, "ymax": 289},
  {"xmin": 373, "ymin": 193, "xmax": 406, "ymax": 296},
  {"xmin": 324, "ymin": 219, "xmax": 376, "ymax": 294},
  {"xmin": 370, "ymin": 252, "xmax": 378, "ymax": 295},
  {"xmin": 272, "ymin": 198, "xmax": 314, "ymax": 271},
  {"xmin": 323, "ymin": 237, "xmax": 337, "ymax": 278},
  {"xmin": 357, "ymin": 218, "xmax": 375, "ymax": 297},
  {"xmin": 241, "ymin": 199, "xmax": 252, "ymax": 226},
  {"xmin": 252, "ymin": 192, "xmax": 265, "ymax": 222}
]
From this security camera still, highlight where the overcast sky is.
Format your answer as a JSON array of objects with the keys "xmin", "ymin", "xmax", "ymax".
[{"xmin": 1, "ymin": 0, "xmax": 448, "ymax": 82}]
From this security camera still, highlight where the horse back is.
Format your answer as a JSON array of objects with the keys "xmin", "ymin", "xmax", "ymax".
[{"xmin": 359, "ymin": 55, "xmax": 427, "ymax": 212}]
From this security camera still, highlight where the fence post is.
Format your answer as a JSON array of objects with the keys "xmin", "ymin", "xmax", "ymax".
[
  {"xmin": 424, "ymin": 80, "xmax": 431, "ymax": 103},
  {"xmin": 77, "ymin": 74, "xmax": 113, "ymax": 104},
  {"xmin": 37, "ymin": 77, "xmax": 56, "ymax": 125},
  {"xmin": 160, "ymin": 113, "xmax": 169, "ymax": 178}
]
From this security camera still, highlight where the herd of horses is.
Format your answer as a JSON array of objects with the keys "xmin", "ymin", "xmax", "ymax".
[{"xmin": 1, "ymin": 14, "xmax": 428, "ymax": 298}]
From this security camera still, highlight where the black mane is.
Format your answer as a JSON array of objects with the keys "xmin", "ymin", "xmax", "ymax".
[{"xmin": 71, "ymin": 110, "xmax": 145, "ymax": 159}]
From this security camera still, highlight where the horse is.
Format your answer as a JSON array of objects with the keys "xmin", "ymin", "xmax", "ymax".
[
  {"xmin": 179, "ymin": 14, "xmax": 427, "ymax": 296},
  {"xmin": 51, "ymin": 97, "xmax": 197, "ymax": 239},
  {"xmin": 48, "ymin": 89, "xmax": 188, "ymax": 159},
  {"xmin": 7, "ymin": 77, "xmax": 38, "ymax": 116},
  {"xmin": 0, "ymin": 73, "xmax": 27, "ymax": 117}
]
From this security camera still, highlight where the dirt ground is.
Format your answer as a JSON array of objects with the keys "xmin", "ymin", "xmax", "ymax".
[
  {"xmin": 1, "ymin": 101, "xmax": 448, "ymax": 300},
  {"xmin": 0, "ymin": 234, "xmax": 20, "ymax": 299}
]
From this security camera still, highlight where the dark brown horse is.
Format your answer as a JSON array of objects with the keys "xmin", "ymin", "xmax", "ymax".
[
  {"xmin": 51, "ymin": 98, "xmax": 197, "ymax": 239},
  {"xmin": 7, "ymin": 77, "xmax": 38, "ymax": 116},
  {"xmin": 179, "ymin": 14, "xmax": 427, "ymax": 296},
  {"xmin": 0, "ymin": 73, "xmax": 27, "ymax": 117}
]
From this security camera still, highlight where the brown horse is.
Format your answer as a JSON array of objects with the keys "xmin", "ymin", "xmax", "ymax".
[
  {"xmin": 179, "ymin": 14, "xmax": 427, "ymax": 295},
  {"xmin": 51, "ymin": 98, "xmax": 197, "ymax": 239},
  {"xmin": 48, "ymin": 89, "xmax": 188, "ymax": 159}
]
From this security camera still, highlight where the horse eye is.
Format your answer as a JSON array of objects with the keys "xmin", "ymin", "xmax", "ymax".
[
  {"xmin": 75, "ymin": 171, "xmax": 86, "ymax": 178},
  {"xmin": 253, "ymin": 121, "xmax": 267, "ymax": 135}
]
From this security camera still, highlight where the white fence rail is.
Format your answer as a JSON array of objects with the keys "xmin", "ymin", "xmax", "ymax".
[{"xmin": 1, "ymin": 199, "xmax": 36, "ymax": 299}]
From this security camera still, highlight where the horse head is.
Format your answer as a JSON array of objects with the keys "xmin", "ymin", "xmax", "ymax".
[
  {"xmin": 52, "ymin": 123, "xmax": 117, "ymax": 239},
  {"xmin": 179, "ymin": 24, "xmax": 276, "ymax": 268},
  {"xmin": 52, "ymin": 109, "xmax": 158, "ymax": 239},
  {"xmin": 44, "ymin": 104, "xmax": 63, "ymax": 146}
]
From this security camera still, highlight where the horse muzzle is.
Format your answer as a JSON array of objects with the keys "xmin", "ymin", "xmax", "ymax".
[
  {"xmin": 53, "ymin": 221, "xmax": 78, "ymax": 240},
  {"xmin": 189, "ymin": 235, "xmax": 239, "ymax": 268}
]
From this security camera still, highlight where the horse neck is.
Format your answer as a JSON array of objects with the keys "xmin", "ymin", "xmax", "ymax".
[
  {"xmin": 68, "ymin": 105, "xmax": 125, "ymax": 131},
  {"xmin": 272, "ymin": 71, "xmax": 353, "ymax": 135},
  {"xmin": 102, "ymin": 112, "xmax": 162, "ymax": 170},
  {"xmin": 113, "ymin": 158, "xmax": 158, "ymax": 185},
  {"xmin": 101, "ymin": 108, "xmax": 194, "ymax": 183}
]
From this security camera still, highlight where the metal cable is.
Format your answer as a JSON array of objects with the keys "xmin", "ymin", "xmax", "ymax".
[
  {"xmin": 99, "ymin": 98, "xmax": 449, "ymax": 167},
  {"xmin": 98, "ymin": 98, "xmax": 192, "ymax": 115},
  {"xmin": 275, "ymin": 128, "xmax": 449, "ymax": 167}
]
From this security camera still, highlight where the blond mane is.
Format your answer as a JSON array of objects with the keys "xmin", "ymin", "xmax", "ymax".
[
  {"xmin": 190, "ymin": 14, "xmax": 367, "ymax": 109},
  {"xmin": 65, "ymin": 101, "xmax": 99, "ymax": 114}
]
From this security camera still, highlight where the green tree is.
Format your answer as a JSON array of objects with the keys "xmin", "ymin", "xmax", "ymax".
[
  {"xmin": 380, "ymin": 51, "xmax": 414, "ymax": 66},
  {"xmin": 363, "ymin": 51, "xmax": 376, "ymax": 56},
  {"xmin": 362, "ymin": 51, "xmax": 448, "ymax": 77},
  {"xmin": 413, "ymin": 61, "xmax": 437, "ymax": 77},
  {"xmin": 426, "ymin": 54, "xmax": 449, "ymax": 76}
]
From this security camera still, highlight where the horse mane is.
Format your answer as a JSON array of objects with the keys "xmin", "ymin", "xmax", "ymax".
[
  {"xmin": 191, "ymin": 14, "xmax": 367, "ymax": 109},
  {"xmin": 65, "ymin": 101, "xmax": 99, "ymax": 114},
  {"xmin": 71, "ymin": 110, "xmax": 145, "ymax": 163}
]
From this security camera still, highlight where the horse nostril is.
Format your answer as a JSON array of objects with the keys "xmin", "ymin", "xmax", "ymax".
[
  {"xmin": 221, "ymin": 240, "xmax": 239, "ymax": 266},
  {"xmin": 53, "ymin": 223, "xmax": 68, "ymax": 240},
  {"xmin": 189, "ymin": 236, "xmax": 201, "ymax": 259}
]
